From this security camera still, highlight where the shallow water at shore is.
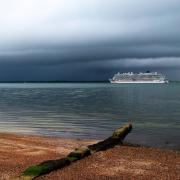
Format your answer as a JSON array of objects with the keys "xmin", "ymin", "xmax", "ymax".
[{"xmin": 0, "ymin": 82, "xmax": 179, "ymax": 149}]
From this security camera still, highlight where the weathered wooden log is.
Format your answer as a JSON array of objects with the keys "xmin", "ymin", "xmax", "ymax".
[
  {"xmin": 20, "ymin": 158, "xmax": 70, "ymax": 180},
  {"xmin": 88, "ymin": 123, "xmax": 132, "ymax": 152},
  {"xmin": 19, "ymin": 123, "xmax": 132, "ymax": 180},
  {"xmin": 67, "ymin": 146, "xmax": 91, "ymax": 160}
]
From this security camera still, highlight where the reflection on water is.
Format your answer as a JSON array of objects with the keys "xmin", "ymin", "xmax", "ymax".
[{"xmin": 0, "ymin": 83, "xmax": 179, "ymax": 149}]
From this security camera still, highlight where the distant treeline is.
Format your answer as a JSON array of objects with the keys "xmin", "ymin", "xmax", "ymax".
[{"xmin": 0, "ymin": 81, "xmax": 109, "ymax": 83}]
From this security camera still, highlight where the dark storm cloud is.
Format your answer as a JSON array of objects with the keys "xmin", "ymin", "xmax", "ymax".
[{"xmin": 0, "ymin": 0, "xmax": 180, "ymax": 81}]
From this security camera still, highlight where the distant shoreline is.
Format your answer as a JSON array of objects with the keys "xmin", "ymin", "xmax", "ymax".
[
  {"xmin": 0, "ymin": 80, "xmax": 179, "ymax": 83},
  {"xmin": 0, "ymin": 81, "xmax": 109, "ymax": 83}
]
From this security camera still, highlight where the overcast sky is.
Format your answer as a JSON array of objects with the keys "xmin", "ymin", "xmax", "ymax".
[{"xmin": 0, "ymin": 0, "xmax": 180, "ymax": 81}]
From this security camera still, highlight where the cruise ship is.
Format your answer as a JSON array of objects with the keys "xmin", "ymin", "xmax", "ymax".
[{"xmin": 109, "ymin": 71, "xmax": 169, "ymax": 84}]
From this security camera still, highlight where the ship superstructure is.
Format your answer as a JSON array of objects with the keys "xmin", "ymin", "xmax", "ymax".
[{"xmin": 110, "ymin": 72, "xmax": 169, "ymax": 83}]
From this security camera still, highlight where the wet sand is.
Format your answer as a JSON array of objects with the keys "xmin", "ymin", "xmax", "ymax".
[{"xmin": 0, "ymin": 133, "xmax": 179, "ymax": 180}]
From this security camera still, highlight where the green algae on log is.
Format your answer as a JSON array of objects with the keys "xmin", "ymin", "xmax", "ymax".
[
  {"xmin": 68, "ymin": 146, "xmax": 91, "ymax": 160},
  {"xmin": 19, "ymin": 123, "xmax": 132, "ymax": 180},
  {"xmin": 20, "ymin": 158, "xmax": 70, "ymax": 179}
]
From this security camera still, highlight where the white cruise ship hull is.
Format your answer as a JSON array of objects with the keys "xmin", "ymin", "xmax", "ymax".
[
  {"xmin": 110, "ymin": 72, "xmax": 169, "ymax": 84},
  {"xmin": 110, "ymin": 80, "xmax": 168, "ymax": 84}
]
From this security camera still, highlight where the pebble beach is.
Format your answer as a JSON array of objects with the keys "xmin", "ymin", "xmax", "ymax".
[{"xmin": 0, "ymin": 133, "xmax": 179, "ymax": 180}]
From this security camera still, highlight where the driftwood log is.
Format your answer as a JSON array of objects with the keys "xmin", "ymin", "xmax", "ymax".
[{"xmin": 19, "ymin": 123, "xmax": 132, "ymax": 180}]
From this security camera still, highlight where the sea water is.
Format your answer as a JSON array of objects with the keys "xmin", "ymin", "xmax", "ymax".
[{"xmin": 0, "ymin": 82, "xmax": 179, "ymax": 149}]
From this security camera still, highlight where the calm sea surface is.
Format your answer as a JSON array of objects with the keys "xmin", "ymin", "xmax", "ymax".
[{"xmin": 0, "ymin": 83, "xmax": 179, "ymax": 149}]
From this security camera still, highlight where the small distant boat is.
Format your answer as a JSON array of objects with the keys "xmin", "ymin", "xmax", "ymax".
[{"xmin": 109, "ymin": 71, "xmax": 169, "ymax": 84}]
